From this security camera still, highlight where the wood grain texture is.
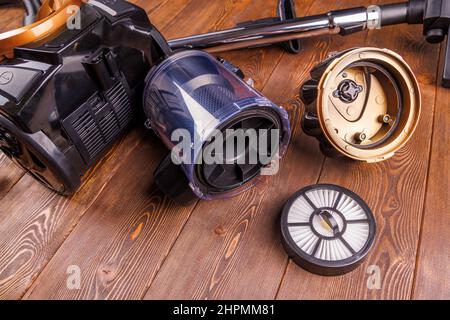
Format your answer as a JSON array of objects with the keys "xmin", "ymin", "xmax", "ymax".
[
  {"xmin": 144, "ymin": 0, "xmax": 349, "ymax": 300},
  {"xmin": 24, "ymin": 134, "xmax": 195, "ymax": 299},
  {"xmin": 0, "ymin": 8, "xmax": 23, "ymax": 33},
  {"xmin": 24, "ymin": 0, "xmax": 257, "ymax": 300},
  {"xmin": 0, "ymin": 0, "xmax": 196, "ymax": 300},
  {"xmin": 0, "ymin": 155, "xmax": 24, "ymax": 201},
  {"xmin": 276, "ymin": 0, "xmax": 441, "ymax": 300},
  {"xmin": 0, "ymin": 130, "xmax": 143, "ymax": 299},
  {"xmin": 412, "ymin": 47, "xmax": 450, "ymax": 300},
  {"xmin": 0, "ymin": 0, "xmax": 447, "ymax": 300}
]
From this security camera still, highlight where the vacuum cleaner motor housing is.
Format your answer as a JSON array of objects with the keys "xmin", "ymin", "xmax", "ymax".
[{"xmin": 0, "ymin": 0, "xmax": 169, "ymax": 193}]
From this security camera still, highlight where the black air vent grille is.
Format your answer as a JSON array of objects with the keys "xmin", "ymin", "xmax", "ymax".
[
  {"xmin": 62, "ymin": 80, "xmax": 133, "ymax": 165},
  {"xmin": 71, "ymin": 109, "xmax": 105, "ymax": 159},
  {"xmin": 106, "ymin": 81, "xmax": 133, "ymax": 127}
]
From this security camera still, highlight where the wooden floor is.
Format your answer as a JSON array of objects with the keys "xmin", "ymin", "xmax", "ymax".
[{"xmin": 0, "ymin": 0, "xmax": 448, "ymax": 300}]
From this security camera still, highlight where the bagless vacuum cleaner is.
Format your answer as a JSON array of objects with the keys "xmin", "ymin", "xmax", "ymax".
[
  {"xmin": 0, "ymin": 0, "xmax": 447, "ymax": 203},
  {"xmin": 0, "ymin": 0, "xmax": 290, "ymax": 204}
]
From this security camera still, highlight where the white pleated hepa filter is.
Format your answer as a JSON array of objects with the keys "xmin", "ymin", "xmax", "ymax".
[{"xmin": 281, "ymin": 184, "xmax": 376, "ymax": 276}]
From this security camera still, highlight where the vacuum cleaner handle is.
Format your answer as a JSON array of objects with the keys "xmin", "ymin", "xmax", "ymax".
[
  {"xmin": 234, "ymin": 0, "xmax": 301, "ymax": 53},
  {"xmin": 23, "ymin": 0, "xmax": 42, "ymax": 25},
  {"xmin": 168, "ymin": 0, "xmax": 450, "ymax": 87},
  {"xmin": 356, "ymin": 0, "xmax": 449, "ymax": 86}
]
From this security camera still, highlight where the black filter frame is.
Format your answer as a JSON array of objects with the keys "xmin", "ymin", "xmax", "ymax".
[{"xmin": 280, "ymin": 184, "xmax": 377, "ymax": 276}]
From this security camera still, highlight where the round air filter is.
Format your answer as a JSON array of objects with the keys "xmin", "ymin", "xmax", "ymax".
[
  {"xmin": 301, "ymin": 48, "xmax": 421, "ymax": 162},
  {"xmin": 280, "ymin": 184, "xmax": 376, "ymax": 276}
]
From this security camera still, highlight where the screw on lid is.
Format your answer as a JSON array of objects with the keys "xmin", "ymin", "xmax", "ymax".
[
  {"xmin": 280, "ymin": 184, "xmax": 376, "ymax": 276},
  {"xmin": 300, "ymin": 48, "xmax": 421, "ymax": 162}
]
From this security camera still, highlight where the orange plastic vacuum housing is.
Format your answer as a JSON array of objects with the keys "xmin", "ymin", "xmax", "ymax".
[{"xmin": 0, "ymin": 0, "xmax": 82, "ymax": 61}]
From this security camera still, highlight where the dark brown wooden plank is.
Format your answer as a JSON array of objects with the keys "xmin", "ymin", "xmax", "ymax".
[
  {"xmin": 0, "ymin": 8, "xmax": 28, "ymax": 198},
  {"xmin": 0, "ymin": 8, "xmax": 23, "ymax": 33},
  {"xmin": 145, "ymin": 0, "xmax": 374, "ymax": 300},
  {"xmin": 24, "ymin": 133, "xmax": 195, "ymax": 299},
  {"xmin": 24, "ymin": 0, "xmax": 266, "ymax": 300},
  {"xmin": 0, "ymin": 154, "xmax": 24, "ymax": 200},
  {"xmin": 412, "ymin": 47, "xmax": 450, "ymax": 300},
  {"xmin": 277, "ymin": 0, "xmax": 441, "ymax": 300},
  {"xmin": 0, "ymin": 131, "xmax": 145, "ymax": 299},
  {"xmin": 0, "ymin": 0, "xmax": 197, "ymax": 299}
]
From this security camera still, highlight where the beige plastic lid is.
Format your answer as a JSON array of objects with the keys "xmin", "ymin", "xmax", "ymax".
[
  {"xmin": 0, "ymin": 0, "xmax": 82, "ymax": 61},
  {"xmin": 316, "ymin": 48, "xmax": 421, "ymax": 162}
]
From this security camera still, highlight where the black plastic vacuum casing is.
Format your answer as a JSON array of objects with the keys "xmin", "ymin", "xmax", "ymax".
[{"xmin": 0, "ymin": 0, "xmax": 169, "ymax": 193}]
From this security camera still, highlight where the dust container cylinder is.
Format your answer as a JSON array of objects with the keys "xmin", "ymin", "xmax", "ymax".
[{"xmin": 143, "ymin": 50, "xmax": 291, "ymax": 201}]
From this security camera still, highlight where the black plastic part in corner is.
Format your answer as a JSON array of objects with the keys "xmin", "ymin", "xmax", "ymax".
[
  {"xmin": 154, "ymin": 154, "xmax": 198, "ymax": 206},
  {"xmin": 23, "ymin": 0, "xmax": 41, "ymax": 25},
  {"xmin": 422, "ymin": 0, "xmax": 450, "ymax": 87},
  {"xmin": 444, "ymin": 31, "xmax": 450, "ymax": 88},
  {"xmin": 81, "ymin": 47, "xmax": 120, "ymax": 91},
  {"xmin": 301, "ymin": 112, "xmax": 321, "ymax": 138}
]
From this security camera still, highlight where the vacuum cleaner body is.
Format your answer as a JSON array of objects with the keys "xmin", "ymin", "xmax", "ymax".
[
  {"xmin": 0, "ymin": 0, "xmax": 291, "ymax": 202},
  {"xmin": 0, "ymin": 0, "xmax": 169, "ymax": 194}
]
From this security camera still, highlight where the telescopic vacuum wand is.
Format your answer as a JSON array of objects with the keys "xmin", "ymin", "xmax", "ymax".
[{"xmin": 168, "ymin": 0, "xmax": 450, "ymax": 87}]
